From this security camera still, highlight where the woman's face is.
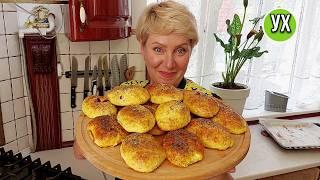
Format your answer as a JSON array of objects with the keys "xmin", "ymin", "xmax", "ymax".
[{"xmin": 140, "ymin": 33, "xmax": 192, "ymax": 87}]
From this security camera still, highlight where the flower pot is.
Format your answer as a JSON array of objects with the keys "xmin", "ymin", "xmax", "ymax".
[{"xmin": 210, "ymin": 82, "xmax": 250, "ymax": 115}]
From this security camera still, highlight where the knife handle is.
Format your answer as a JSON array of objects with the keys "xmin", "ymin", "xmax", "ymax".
[
  {"xmin": 97, "ymin": 86, "xmax": 104, "ymax": 96},
  {"xmin": 92, "ymin": 80, "xmax": 97, "ymax": 95},
  {"xmin": 71, "ymin": 86, "xmax": 76, "ymax": 108},
  {"xmin": 83, "ymin": 90, "xmax": 89, "ymax": 100}
]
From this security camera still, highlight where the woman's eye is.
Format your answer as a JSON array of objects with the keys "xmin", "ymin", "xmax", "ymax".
[
  {"xmin": 153, "ymin": 47, "xmax": 162, "ymax": 54},
  {"xmin": 176, "ymin": 48, "xmax": 186, "ymax": 55}
]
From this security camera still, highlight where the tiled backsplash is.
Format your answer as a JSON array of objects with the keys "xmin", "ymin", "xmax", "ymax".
[
  {"xmin": 0, "ymin": 3, "xmax": 30, "ymax": 154},
  {"xmin": 0, "ymin": 3, "xmax": 147, "ymax": 152},
  {"xmin": 57, "ymin": 34, "xmax": 146, "ymax": 142}
]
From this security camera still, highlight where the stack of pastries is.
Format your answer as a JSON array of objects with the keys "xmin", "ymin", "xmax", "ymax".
[{"xmin": 82, "ymin": 83, "xmax": 247, "ymax": 173}]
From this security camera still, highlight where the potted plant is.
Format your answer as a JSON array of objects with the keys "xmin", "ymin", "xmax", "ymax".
[{"xmin": 211, "ymin": 0, "xmax": 268, "ymax": 114}]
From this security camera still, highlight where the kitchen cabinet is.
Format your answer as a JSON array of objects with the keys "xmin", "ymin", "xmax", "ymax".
[
  {"xmin": 64, "ymin": 0, "xmax": 131, "ymax": 41},
  {"xmin": 259, "ymin": 167, "xmax": 319, "ymax": 180},
  {"xmin": 0, "ymin": 0, "xmax": 68, "ymax": 4}
]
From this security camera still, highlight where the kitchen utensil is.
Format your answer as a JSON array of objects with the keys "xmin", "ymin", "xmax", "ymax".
[
  {"xmin": 91, "ymin": 65, "xmax": 98, "ymax": 96},
  {"xmin": 119, "ymin": 54, "xmax": 128, "ymax": 83},
  {"xmin": 83, "ymin": 56, "xmax": 90, "ymax": 99},
  {"xmin": 264, "ymin": 90, "xmax": 289, "ymax": 112},
  {"xmin": 103, "ymin": 56, "xmax": 110, "ymax": 91},
  {"xmin": 110, "ymin": 55, "xmax": 120, "ymax": 87},
  {"xmin": 76, "ymin": 114, "xmax": 250, "ymax": 180},
  {"xmin": 125, "ymin": 66, "xmax": 135, "ymax": 81},
  {"xmin": 97, "ymin": 57, "xmax": 104, "ymax": 96},
  {"xmin": 259, "ymin": 118, "xmax": 320, "ymax": 149},
  {"xmin": 71, "ymin": 56, "xmax": 78, "ymax": 108}
]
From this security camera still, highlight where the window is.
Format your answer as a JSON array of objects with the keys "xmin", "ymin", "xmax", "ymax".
[{"xmin": 147, "ymin": 0, "xmax": 320, "ymax": 110}]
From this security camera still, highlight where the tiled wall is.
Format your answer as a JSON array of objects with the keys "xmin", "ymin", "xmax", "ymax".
[
  {"xmin": 0, "ymin": 3, "xmax": 30, "ymax": 154},
  {"xmin": 57, "ymin": 34, "xmax": 146, "ymax": 142},
  {"xmin": 0, "ymin": 2, "xmax": 147, "ymax": 151}
]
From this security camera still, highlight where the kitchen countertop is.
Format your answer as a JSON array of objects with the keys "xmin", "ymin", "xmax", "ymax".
[
  {"xmin": 30, "ymin": 148, "xmax": 109, "ymax": 180},
  {"xmin": 29, "ymin": 117, "xmax": 320, "ymax": 180},
  {"xmin": 231, "ymin": 116, "xmax": 320, "ymax": 180}
]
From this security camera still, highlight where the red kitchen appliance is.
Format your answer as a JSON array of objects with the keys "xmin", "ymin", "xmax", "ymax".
[{"xmin": 64, "ymin": 0, "xmax": 131, "ymax": 41}]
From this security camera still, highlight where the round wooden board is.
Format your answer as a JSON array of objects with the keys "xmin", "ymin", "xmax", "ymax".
[{"xmin": 76, "ymin": 114, "xmax": 251, "ymax": 180}]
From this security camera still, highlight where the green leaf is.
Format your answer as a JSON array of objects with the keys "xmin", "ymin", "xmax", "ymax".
[
  {"xmin": 222, "ymin": 72, "xmax": 226, "ymax": 82},
  {"xmin": 230, "ymin": 14, "xmax": 242, "ymax": 35},
  {"xmin": 214, "ymin": 33, "xmax": 225, "ymax": 48},
  {"xmin": 240, "ymin": 47, "xmax": 260, "ymax": 60},
  {"xmin": 253, "ymin": 50, "xmax": 268, "ymax": 57},
  {"xmin": 228, "ymin": 36, "xmax": 237, "ymax": 49},
  {"xmin": 224, "ymin": 44, "xmax": 233, "ymax": 53},
  {"xmin": 232, "ymin": 48, "xmax": 241, "ymax": 60}
]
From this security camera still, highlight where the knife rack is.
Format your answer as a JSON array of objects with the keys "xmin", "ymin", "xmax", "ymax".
[{"xmin": 65, "ymin": 70, "xmax": 110, "ymax": 78}]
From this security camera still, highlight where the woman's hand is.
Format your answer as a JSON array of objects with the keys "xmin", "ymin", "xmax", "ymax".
[
  {"xmin": 228, "ymin": 167, "xmax": 236, "ymax": 173},
  {"xmin": 73, "ymin": 139, "xmax": 86, "ymax": 160}
]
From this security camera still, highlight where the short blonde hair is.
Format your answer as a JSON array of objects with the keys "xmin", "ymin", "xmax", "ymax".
[{"xmin": 136, "ymin": 1, "xmax": 198, "ymax": 48}]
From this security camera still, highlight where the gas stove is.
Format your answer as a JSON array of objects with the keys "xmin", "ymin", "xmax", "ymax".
[{"xmin": 0, "ymin": 148, "xmax": 84, "ymax": 180}]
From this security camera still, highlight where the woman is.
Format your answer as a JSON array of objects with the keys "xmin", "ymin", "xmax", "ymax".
[
  {"xmin": 74, "ymin": 1, "xmax": 232, "ymax": 179},
  {"xmin": 121, "ymin": 0, "xmax": 219, "ymax": 98}
]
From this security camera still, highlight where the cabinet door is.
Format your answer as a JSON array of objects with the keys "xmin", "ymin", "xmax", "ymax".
[
  {"xmin": 65, "ymin": 0, "xmax": 131, "ymax": 41},
  {"xmin": 86, "ymin": 0, "xmax": 130, "ymax": 28}
]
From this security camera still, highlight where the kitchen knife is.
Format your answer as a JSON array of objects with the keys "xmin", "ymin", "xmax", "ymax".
[
  {"xmin": 83, "ymin": 56, "xmax": 90, "ymax": 99},
  {"xmin": 71, "ymin": 56, "xmax": 78, "ymax": 108},
  {"xmin": 119, "ymin": 54, "xmax": 128, "ymax": 83},
  {"xmin": 91, "ymin": 65, "xmax": 98, "ymax": 96},
  {"xmin": 97, "ymin": 57, "xmax": 104, "ymax": 96},
  {"xmin": 111, "ymin": 55, "xmax": 120, "ymax": 87},
  {"xmin": 103, "ymin": 56, "xmax": 110, "ymax": 91}
]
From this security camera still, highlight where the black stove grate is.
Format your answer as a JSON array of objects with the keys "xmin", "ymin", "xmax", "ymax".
[{"xmin": 0, "ymin": 148, "xmax": 84, "ymax": 180}]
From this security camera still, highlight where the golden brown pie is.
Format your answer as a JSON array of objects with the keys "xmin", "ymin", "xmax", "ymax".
[
  {"xmin": 155, "ymin": 100, "xmax": 191, "ymax": 131},
  {"xmin": 145, "ymin": 83, "xmax": 183, "ymax": 104},
  {"xmin": 106, "ymin": 85, "xmax": 150, "ymax": 106},
  {"xmin": 183, "ymin": 90, "xmax": 220, "ymax": 118},
  {"xmin": 185, "ymin": 118, "xmax": 234, "ymax": 150},
  {"xmin": 163, "ymin": 129, "xmax": 204, "ymax": 167},
  {"xmin": 82, "ymin": 95, "xmax": 117, "ymax": 118},
  {"xmin": 120, "ymin": 133, "xmax": 166, "ymax": 172},
  {"xmin": 212, "ymin": 106, "xmax": 247, "ymax": 134},
  {"xmin": 87, "ymin": 115, "xmax": 128, "ymax": 147}
]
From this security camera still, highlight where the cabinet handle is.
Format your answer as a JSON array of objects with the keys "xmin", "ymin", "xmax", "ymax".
[{"xmin": 79, "ymin": 0, "xmax": 87, "ymax": 32}]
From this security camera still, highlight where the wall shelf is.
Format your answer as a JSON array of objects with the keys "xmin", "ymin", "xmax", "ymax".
[{"xmin": 1, "ymin": 0, "xmax": 68, "ymax": 4}]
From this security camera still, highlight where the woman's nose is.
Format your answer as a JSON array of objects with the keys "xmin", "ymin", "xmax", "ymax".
[{"xmin": 164, "ymin": 54, "xmax": 176, "ymax": 69}]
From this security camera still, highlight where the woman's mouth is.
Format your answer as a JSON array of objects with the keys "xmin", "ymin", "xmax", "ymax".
[{"xmin": 158, "ymin": 71, "xmax": 176, "ymax": 79}]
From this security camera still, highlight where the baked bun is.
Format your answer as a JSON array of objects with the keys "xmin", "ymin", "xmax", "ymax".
[
  {"xmin": 155, "ymin": 100, "xmax": 191, "ymax": 131},
  {"xmin": 117, "ymin": 105, "xmax": 155, "ymax": 133},
  {"xmin": 120, "ymin": 133, "xmax": 166, "ymax": 173},
  {"xmin": 106, "ymin": 85, "xmax": 150, "ymax": 106},
  {"xmin": 87, "ymin": 115, "xmax": 128, "ymax": 147},
  {"xmin": 185, "ymin": 118, "xmax": 234, "ymax": 150},
  {"xmin": 212, "ymin": 106, "xmax": 247, "ymax": 134},
  {"xmin": 183, "ymin": 90, "xmax": 220, "ymax": 118},
  {"xmin": 82, "ymin": 96, "xmax": 117, "ymax": 118},
  {"xmin": 143, "ymin": 105, "xmax": 166, "ymax": 136},
  {"xmin": 146, "ymin": 83, "xmax": 183, "ymax": 104},
  {"xmin": 163, "ymin": 129, "xmax": 204, "ymax": 167}
]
